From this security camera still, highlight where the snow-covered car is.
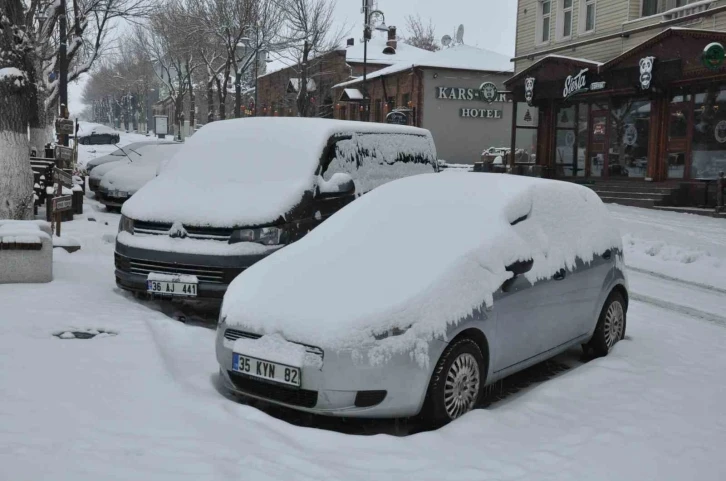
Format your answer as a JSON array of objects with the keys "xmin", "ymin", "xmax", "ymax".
[
  {"xmin": 115, "ymin": 118, "xmax": 438, "ymax": 299},
  {"xmin": 88, "ymin": 142, "xmax": 177, "ymax": 192},
  {"xmin": 97, "ymin": 143, "xmax": 183, "ymax": 209},
  {"xmin": 216, "ymin": 173, "xmax": 628, "ymax": 425},
  {"xmin": 77, "ymin": 124, "xmax": 120, "ymax": 145},
  {"xmin": 86, "ymin": 141, "xmax": 174, "ymax": 173}
]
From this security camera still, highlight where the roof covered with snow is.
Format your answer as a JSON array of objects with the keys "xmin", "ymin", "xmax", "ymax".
[
  {"xmin": 334, "ymin": 44, "xmax": 513, "ymax": 89},
  {"xmin": 222, "ymin": 173, "xmax": 621, "ymax": 360},
  {"xmin": 122, "ymin": 118, "xmax": 434, "ymax": 227},
  {"xmin": 259, "ymin": 32, "xmax": 433, "ymax": 79}
]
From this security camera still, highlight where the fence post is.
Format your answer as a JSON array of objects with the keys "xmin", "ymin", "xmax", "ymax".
[{"xmin": 717, "ymin": 171, "xmax": 724, "ymax": 213}]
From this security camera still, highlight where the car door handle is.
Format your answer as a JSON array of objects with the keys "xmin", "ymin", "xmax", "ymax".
[
  {"xmin": 602, "ymin": 249, "xmax": 612, "ymax": 260},
  {"xmin": 553, "ymin": 269, "xmax": 566, "ymax": 281}
]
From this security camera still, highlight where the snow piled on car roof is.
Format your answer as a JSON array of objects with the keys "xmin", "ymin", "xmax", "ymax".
[
  {"xmin": 122, "ymin": 118, "xmax": 435, "ymax": 227},
  {"xmin": 222, "ymin": 173, "xmax": 622, "ymax": 366}
]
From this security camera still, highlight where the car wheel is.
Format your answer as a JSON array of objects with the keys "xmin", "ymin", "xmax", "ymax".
[
  {"xmin": 422, "ymin": 337, "xmax": 484, "ymax": 426},
  {"xmin": 588, "ymin": 291, "xmax": 626, "ymax": 357}
]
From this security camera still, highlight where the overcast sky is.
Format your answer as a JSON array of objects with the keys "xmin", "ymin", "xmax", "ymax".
[{"xmin": 68, "ymin": 0, "xmax": 517, "ymax": 115}]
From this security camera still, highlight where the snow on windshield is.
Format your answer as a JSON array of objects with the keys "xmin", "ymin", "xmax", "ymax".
[{"xmin": 222, "ymin": 173, "xmax": 622, "ymax": 366}]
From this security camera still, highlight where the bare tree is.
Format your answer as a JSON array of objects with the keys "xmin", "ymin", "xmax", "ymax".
[
  {"xmin": 403, "ymin": 14, "xmax": 439, "ymax": 52},
  {"xmin": 25, "ymin": 0, "xmax": 152, "ymax": 151},
  {"xmin": 0, "ymin": 0, "xmax": 37, "ymax": 219},
  {"xmin": 281, "ymin": 0, "xmax": 345, "ymax": 117}
]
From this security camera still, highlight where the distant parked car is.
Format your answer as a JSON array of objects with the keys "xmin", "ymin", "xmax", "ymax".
[
  {"xmin": 77, "ymin": 125, "xmax": 120, "ymax": 145},
  {"xmin": 115, "ymin": 117, "xmax": 438, "ymax": 300},
  {"xmin": 88, "ymin": 141, "xmax": 178, "ymax": 192},
  {"xmin": 216, "ymin": 174, "xmax": 628, "ymax": 426},
  {"xmin": 97, "ymin": 143, "xmax": 183, "ymax": 209},
  {"xmin": 86, "ymin": 141, "xmax": 175, "ymax": 172}
]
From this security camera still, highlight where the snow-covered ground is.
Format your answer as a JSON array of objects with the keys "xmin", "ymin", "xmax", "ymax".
[{"xmin": 2, "ymin": 160, "xmax": 726, "ymax": 479}]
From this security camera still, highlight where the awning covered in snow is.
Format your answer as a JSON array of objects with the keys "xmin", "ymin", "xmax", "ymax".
[{"xmin": 338, "ymin": 88, "xmax": 366, "ymax": 102}]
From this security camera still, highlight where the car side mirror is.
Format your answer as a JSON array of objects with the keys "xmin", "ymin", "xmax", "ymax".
[
  {"xmin": 316, "ymin": 173, "xmax": 355, "ymax": 198},
  {"xmin": 505, "ymin": 259, "xmax": 534, "ymax": 276}
]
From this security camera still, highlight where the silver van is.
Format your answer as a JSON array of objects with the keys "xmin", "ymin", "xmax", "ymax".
[{"xmin": 114, "ymin": 118, "xmax": 438, "ymax": 299}]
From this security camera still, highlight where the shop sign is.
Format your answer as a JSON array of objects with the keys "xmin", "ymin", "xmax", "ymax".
[
  {"xmin": 702, "ymin": 42, "xmax": 725, "ymax": 71},
  {"xmin": 563, "ymin": 68, "xmax": 589, "ymax": 99},
  {"xmin": 715, "ymin": 120, "xmax": 726, "ymax": 144},
  {"xmin": 55, "ymin": 118, "xmax": 75, "ymax": 135},
  {"xmin": 460, "ymin": 108, "xmax": 503, "ymax": 119},
  {"xmin": 436, "ymin": 84, "xmax": 509, "ymax": 103},
  {"xmin": 639, "ymin": 56, "xmax": 655, "ymax": 90},
  {"xmin": 590, "ymin": 81, "xmax": 606, "ymax": 91},
  {"xmin": 524, "ymin": 77, "xmax": 535, "ymax": 106},
  {"xmin": 386, "ymin": 111, "xmax": 408, "ymax": 125}
]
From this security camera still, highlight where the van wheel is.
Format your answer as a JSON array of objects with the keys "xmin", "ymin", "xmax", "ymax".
[
  {"xmin": 588, "ymin": 292, "xmax": 626, "ymax": 357},
  {"xmin": 422, "ymin": 337, "xmax": 484, "ymax": 427}
]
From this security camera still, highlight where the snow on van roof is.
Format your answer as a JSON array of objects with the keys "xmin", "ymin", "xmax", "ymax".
[
  {"xmin": 122, "ymin": 118, "xmax": 434, "ymax": 227},
  {"xmin": 222, "ymin": 173, "xmax": 622, "ymax": 365}
]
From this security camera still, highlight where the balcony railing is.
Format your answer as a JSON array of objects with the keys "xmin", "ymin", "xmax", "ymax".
[{"xmin": 661, "ymin": 0, "xmax": 712, "ymax": 21}]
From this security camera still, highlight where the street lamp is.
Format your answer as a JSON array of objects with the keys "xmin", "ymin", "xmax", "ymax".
[{"xmin": 362, "ymin": 1, "xmax": 385, "ymax": 122}]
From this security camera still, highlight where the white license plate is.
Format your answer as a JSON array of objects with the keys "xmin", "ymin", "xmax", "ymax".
[
  {"xmin": 146, "ymin": 280, "xmax": 197, "ymax": 297},
  {"xmin": 233, "ymin": 353, "xmax": 301, "ymax": 387}
]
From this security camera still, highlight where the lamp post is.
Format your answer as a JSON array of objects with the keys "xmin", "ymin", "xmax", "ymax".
[
  {"xmin": 362, "ymin": 1, "xmax": 386, "ymax": 122},
  {"xmin": 58, "ymin": 0, "xmax": 68, "ymax": 145}
]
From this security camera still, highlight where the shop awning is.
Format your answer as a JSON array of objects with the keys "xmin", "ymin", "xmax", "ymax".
[
  {"xmin": 505, "ymin": 55, "xmax": 603, "ymax": 88},
  {"xmin": 338, "ymin": 88, "xmax": 366, "ymax": 102}
]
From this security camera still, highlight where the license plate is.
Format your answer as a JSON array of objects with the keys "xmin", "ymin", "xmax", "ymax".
[
  {"xmin": 146, "ymin": 280, "xmax": 197, "ymax": 297},
  {"xmin": 233, "ymin": 353, "xmax": 301, "ymax": 387}
]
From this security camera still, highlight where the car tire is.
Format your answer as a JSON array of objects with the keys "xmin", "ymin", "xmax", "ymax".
[
  {"xmin": 421, "ymin": 337, "xmax": 485, "ymax": 427},
  {"xmin": 588, "ymin": 291, "xmax": 626, "ymax": 357}
]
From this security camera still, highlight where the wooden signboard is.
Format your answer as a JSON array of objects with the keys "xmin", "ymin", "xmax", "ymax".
[
  {"xmin": 55, "ymin": 118, "xmax": 75, "ymax": 135},
  {"xmin": 52, "ymin": 194, "xmax": 73, "ymax": 236},
  {"xmin": 386, "ymin": 111, "xmax": 408, "ymax": 125},
  {"xmin": 55, "ymin": 145, "xmax": 74, "ymax": 162},
  {"xmin": 54, "ymin": 167, "xmax": 73, "ymax": 188}
]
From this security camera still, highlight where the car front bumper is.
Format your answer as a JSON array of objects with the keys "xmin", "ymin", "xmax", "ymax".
[
  {"xmin": 114, "ymin": 238, "xmax": 281, "ymax": 300},
  {"xmin": 215, "ymin": 321, "xmax": 445, "ymax": 418},
  {"xmin": 88, "ymin": 177, "xmax": 101, "ymax": 192}
]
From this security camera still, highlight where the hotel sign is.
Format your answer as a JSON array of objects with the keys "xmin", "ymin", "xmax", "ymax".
[{"xmin": 437, "ymin": 83, "xmax": 509, "ymax": 103}]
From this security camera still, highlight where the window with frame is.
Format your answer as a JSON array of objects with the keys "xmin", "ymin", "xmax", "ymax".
[
  {"xmin": 580, "ymin": 0, "xmax": 596, "ymax": 33},
  {"xmin": 402, "ymin": 93, "xmax": 411, "ymax": 108},
  {"xmin": 559, "ymin": 0, "xmax": 574, "ymax": 39},
  {"xmin": 641, "ymin": 0, "xmax": 659, "ymax": 16},
  {"xmin": 538, "ymin": 0, "xmax": 552, "ymax": 44},
  {"xmin": 641, "ymin": 0, "xmax": 687, "ymax": 17}
]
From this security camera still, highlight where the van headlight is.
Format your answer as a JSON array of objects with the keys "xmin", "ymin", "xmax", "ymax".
[
  {"xmin": 119, "ymin": 215, "xmax": 134, "ymax": 234},
  {"xmin": 373, "ymin": 325, "xmax": 412, "ymax": 341},
  {"xmin": 229, "ymin": 227, "xmax": 282, "ymax": 246}
]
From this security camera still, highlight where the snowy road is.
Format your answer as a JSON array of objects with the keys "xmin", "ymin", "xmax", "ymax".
[{"xmin": 2, "ymin": 181, "xmax": 726, "ymax": 479}]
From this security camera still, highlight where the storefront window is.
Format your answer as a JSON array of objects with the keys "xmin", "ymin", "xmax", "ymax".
[
  {"xmin": 514, "ymin": 102, "xmax": 539, "ymax": 165},
  {"xmin": 692, "ymin": 86, "xmax": 726, "ymax": 179},
  {"xmin": 578, "ymin": 103, "xmax": 589, "ymax": 176},
  {"xmin": 667, "ymin": 97, "xmax": 689, "ymax": 179},
  {"xmin": 555, "ymin": 105, "xmax": 578, "ymax": 176},
  {"xmin": 589, "ymin": 103, "xmax": 608, "ymax": 177},
  {"xmin": 609, "ymin": 100, "xmax": 651, "ymax": 178}
]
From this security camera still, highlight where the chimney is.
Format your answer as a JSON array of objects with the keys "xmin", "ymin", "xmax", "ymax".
[{"xmin": 387, "ymin": 26, "xmax": 397, "ymax": 51}]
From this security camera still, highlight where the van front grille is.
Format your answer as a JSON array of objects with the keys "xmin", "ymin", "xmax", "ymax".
[{"xmin": 133, "ymin": 220, "xmax": 234, "ymax": 241}]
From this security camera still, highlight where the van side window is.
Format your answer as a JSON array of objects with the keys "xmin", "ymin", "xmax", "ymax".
[{"xmin": 321, "ymin": 133, "xmax": 437, "ymax": 194}]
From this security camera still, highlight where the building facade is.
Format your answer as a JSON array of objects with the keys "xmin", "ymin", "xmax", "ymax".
[
  {"xmin": 333, "ymin": 45, "xmax": 514, "ymax": 164},
  {"xmin": 506, "ymin": 0, "xmax": 726, "ymax": 205}
]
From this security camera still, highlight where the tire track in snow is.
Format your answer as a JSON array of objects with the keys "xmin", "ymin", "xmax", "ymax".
[
  {"xmin": 627, "ymin": 265, "xmax": 726, "ymax": 296},
  {"xmin": 630, "ymin": 294, "xmax": 726, "ymax": 328}
]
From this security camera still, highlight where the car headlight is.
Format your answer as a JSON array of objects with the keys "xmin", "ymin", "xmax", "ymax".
[
  {"xmin": 229, "ymin": 226, "xmax": 282, "ymax": 246},
  {"xmin": 119, "ymin": 215, "xmax": 134, "ymax": 234},
  {"xmin": 373, "ymin": 325, "xmax": 412, "ymax": 341}
]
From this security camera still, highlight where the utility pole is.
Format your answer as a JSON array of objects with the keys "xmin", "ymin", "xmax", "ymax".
[
  {"xmin": 362, "ymin": 0, "xmax": 369, "ymax": 120},
  {"xmin": 58, "ymin": 0, "xmax": 69, "ymax": 146}
]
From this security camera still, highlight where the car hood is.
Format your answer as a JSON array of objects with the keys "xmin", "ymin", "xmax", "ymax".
[
  {"xmin": 90, "ymin": 160, "xmax": 128, "ymax": 181},
  {"xmin": 100, "ymin": 161, "xmax": 161, "ymax": 194},
  {"xmin": 122, "ymin": 174, "xmax": 314, "ymax": 228}
]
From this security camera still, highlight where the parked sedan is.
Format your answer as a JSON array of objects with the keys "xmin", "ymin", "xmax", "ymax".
[
  {"xmin": 77, "ymin": 125, "xmax": 120, "ymax": 145},
  {"xmin": 86, "ymin": 141, "xmax": 175, "ymax": 172},
  {"xmin": 97, "ymin": 143, "xmax": 183, "ymax": 208},
  {"xmin": 216, "ymin": 173, "xmax": 628, "ymax": 426}
]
